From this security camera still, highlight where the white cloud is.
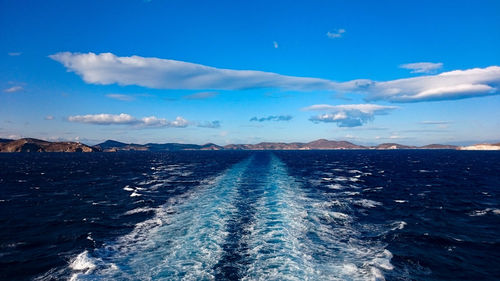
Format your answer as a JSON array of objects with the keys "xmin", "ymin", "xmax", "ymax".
[
  {"xmin": 3, "ymin": 86, "xmax": 23, "ymax": 93},
  {"xmin": 400, "ymin": 62, "xmax": 443, "ymax": 73},
  {"xmin": 326, "ymin": 29, "xmax": 346, "ymax": 39},
  {"xmin": 359, "ymin": 67, "xmax": 500, "ymax": 102},
  {"xmin": 106, "ymin": 94, "xmax": 135, "ymax": 101},
  {"xmin": 183, "ymin": 91, "xmax": 218, "ymax": 99},
  {"xmin": 67, "ymin": 113, "xmax": 189, "ymax": 128},
  {"xmin": 304, "ymin": 104, "xmax": 397, "ymax": 127},
  {"xmin": 8, "ymin": 52, "xmax": 22, "ymax": 56},
  {"xmin": 407, "ymin": 84, "xmax": 492, "ymax": 100},
  {"xmin": 49, "ymin": 52, "xmax": 336, "ymax": 91},
  {"xmin": 68, "ymin": 113, "xmax": 137, "ymax": 125},
  {"xmin": 273, "ymin": 41, "xmax": 279, "ymax": 49},
  {"xmin": 45, "ymin": 115, "xmax": 55, "ymax": 120},
  {"xmin": 50, "ymin": 52, "xmax": 500, "ymax": 103},
  {"xmin": 141, "ymin": 116, "xmax": 168, "ymax": 127},
  {"xmin": 168, "ymin": 116, "xmax": 189, "ymax": 128}
]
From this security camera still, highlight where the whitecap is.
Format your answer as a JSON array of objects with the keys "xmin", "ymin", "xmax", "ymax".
[
  {"xmin": 348, "ymin": 169, "xmax": 362, "ymax": 174},
  {"xmin": 334, "ymin": 176, "xmax": 349, "ymax": 182},
  {"xmin": 331, "ymin": 212, "xmax": 351, "ymax": 220},
  {"xmin": 390, "ymin": 221, "xmax": 407, "ymax": 230},
  {"xmin": 129, "ymin": 191, "xmax": 142, "ymax": 197},
  {"xmin": 363, "ymin": 186, "xmax": 384, "ymax": 192},
  {"xmin": 341, "ymin": 191, "xmax": 360, "ymax": 196},
  {"xmin": 327, "ymin": 184, "xmax": 345, "ymax": 190},
  {"xmin": 69, "ymin": 251, "xmax": 96, "ymax": 272},
  {"xmin": 354, "ymin": 199, "xmax": 382, "ymax": 208},
  {"xmin": 124, "ymin": 207, "xmax": 157, "ymax": 215},
  {"xmin": 86, "ymin": 234, "xmax": 94, "ymax": 242},
  {"xmin": 469, "ymin": 208, "xmax": 500, "ymax": 216}
]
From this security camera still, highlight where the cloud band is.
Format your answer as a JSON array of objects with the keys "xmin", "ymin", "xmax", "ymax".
[{"xmin": 51, "ymin": 52, "xmax": 500, "ymax": 103}]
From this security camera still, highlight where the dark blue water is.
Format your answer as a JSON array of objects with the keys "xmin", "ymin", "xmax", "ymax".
[{"xmin": 0, "ymin": 151, "xmax": 499, "ymax": 280}]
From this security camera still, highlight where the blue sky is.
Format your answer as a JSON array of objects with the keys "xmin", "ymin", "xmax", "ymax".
[{"xmin": 1, "ymin": 0, "xmax": 500, "ymax": 145}]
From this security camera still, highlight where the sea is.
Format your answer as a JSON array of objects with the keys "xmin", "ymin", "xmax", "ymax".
[{"xmin": 0, "ymin": 150, "xmax": 499, "ymax": 281}]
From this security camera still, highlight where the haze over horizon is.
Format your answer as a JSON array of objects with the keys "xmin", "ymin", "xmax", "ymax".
[{"xmin": 1, "ymin": 0, "xmax": 500, "ymax": 146}]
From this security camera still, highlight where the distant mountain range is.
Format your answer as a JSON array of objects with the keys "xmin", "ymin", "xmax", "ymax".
[
  {"xmin": 2, "ymin": 138, "xmax": 495, "ymax": 152},
  {"xmin": 3, "ymin": 138, "xmax": 500, "ymax": 152}
]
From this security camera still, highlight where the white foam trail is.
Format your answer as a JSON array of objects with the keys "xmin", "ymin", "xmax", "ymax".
[
  {"xmin": 242, "ymin": 156, "xmax": 315, "ymax": 280},
  {"xmin": 69, "ymin": 157, "xmax": 253, "ymax": 280},
  {"xmin": 242, "ymin": 155, "xmax": 392, "ymax": 281}
]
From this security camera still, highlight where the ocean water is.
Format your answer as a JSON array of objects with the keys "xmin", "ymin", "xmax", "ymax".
[{"xmin": 0, "ymin": 151, "xmax": 499, "ymax": 281}]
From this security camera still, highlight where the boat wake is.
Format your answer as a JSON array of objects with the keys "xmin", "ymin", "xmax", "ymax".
[{"xmin": 59, "ymin": 153, "xmax": 393, "ymax": 281}]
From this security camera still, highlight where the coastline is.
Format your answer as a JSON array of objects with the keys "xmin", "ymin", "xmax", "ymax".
[{"xmin": 1, "ymin": 138, "xmax": 499, "ymax": 152}]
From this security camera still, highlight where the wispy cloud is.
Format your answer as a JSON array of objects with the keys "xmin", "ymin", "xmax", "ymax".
[
  {"xmin": 326, "ymin": 29, "xmax": 346, "ymax": 39},
  {"xmin": 338, "ymin": 126, "xmax": 389, "ymax": 131},
  {"xmin": 3, "ymin": 86, "xmax": 23, "ymax": 93},
  {"xmin": 420, "ymin": 120, "xmax": 450, "ymax": 125},
  {"xmin": 183, "ymin": 91, "xmax": 218, "ymax": 100},
  {"xmin": 197, "ymin": 120, "xmax": 221, "ymax": 128},
  {"xmin": 106, "ymin": 94, "xmax": 135, "ymax": 101},
  {"xmin": 249, "ymin": 115, "xmax": 293, "ymax": 122},
  {"xmin": 67, "ymin": 113, "xmax": 189, "ymax": 128},
  {"xmin": 8, "ymin": 52, "xmax": 22, "ymax": 56},
  {"xmin": 401, "ymin": 128, "xmax": 450, "ymax": 133},
  {"xmin": 50, "ymin": 52, "xmax": 500, "ymax": 103},
  {"xmin": 273, "ymin": 41, "xmax": 279, "ymax": 49},
  {"xmin": 304, "ymin": 104, "xmax": 397, "ymax": 127},
  {"xmin": 375, "ymin": 135, "xmax": 408, "ymax": 140},
  {"xmin": 45, "ymin": 115, "xmax": 55, "ymax": 120},
  {"xmin": 400, "ymin": 62, "xmax": 443, "ymax": 73}
]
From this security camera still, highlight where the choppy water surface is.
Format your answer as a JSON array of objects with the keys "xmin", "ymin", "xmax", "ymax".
[{"xmin": 0, "ymin": 151, "xmax": 499, "ymax": 280}]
